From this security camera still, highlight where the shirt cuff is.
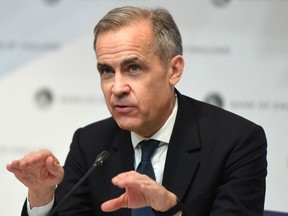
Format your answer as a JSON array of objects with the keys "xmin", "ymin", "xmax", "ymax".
[{"xmin": 27, "ymin": 196, "xmax": 54, "ymax": 216}]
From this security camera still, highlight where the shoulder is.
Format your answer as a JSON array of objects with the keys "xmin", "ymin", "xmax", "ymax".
[
  {"xmin": 67, "ymin": 117, "xmax": 129, "ymax": 165},
  {"xmin": 177, "ymin": 92, "xmax": 266, "ymax": 140},
  {"xmin": 69, "ymin": 117, "xmax": 123, "ymax": 150},
  {"xmin": 179, "ymin": 92, "xmax": 258, "ymax": 126},
  {"xmin": 74, "ymin": 117, "xmax": 122, "ymax": 140},
  {"xmin": 82, "ymin": 117, "xmax": 119, "ymax": 133}
]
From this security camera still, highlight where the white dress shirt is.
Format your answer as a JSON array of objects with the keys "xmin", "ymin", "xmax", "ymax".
[
  {"xmin": 27, "ymin": 97, "xmax": 178, "ymax": 216},
  {"xmin": 131, "ymin": 96, "xmax": 178, "ymax": 183}
]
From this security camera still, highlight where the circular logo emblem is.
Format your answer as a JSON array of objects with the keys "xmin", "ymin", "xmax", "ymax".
[
  {"xmin": 43, "ymin": 0, "xmax": 61, "ymax": 5},
  {"xmin": 211, "ymin": 0, "xmax": 231, "ymax": 7},
  {"xmin": 35, "ymin": 88, "xmax": 54, "ymax": 108},
  {"xmin": 204, "ymin": 93, "xmax": 224, "ymax": 108}
]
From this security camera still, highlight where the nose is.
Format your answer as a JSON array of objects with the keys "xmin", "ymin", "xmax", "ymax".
[{"xmin": 111, "ymin": 72, "xmax": 130, "ymax": 96}]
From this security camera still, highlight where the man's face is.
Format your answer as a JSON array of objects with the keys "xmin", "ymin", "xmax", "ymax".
[{"xmin": 96, "ymin": 21, "xmax": 179, "ymax": 137}]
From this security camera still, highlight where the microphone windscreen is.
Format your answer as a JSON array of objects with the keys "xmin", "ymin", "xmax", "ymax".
[{"xmin": 94, "ymin": 151, "xmax": 110, "ymax": 166}]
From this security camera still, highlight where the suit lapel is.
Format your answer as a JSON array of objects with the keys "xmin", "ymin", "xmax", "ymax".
[
  {"xmin": 162, "ymin": 91, "xmax": 201, "ymax": 200},
  {"xmin": 105, "ymin": 128, "xmax": 134, "ymax": 216},
  {"xmin": 110, "ymin": 129, "xmax": 135, "ymax": 176},
  {"xmin": 105, "ymin": 91, "xmax": 201, "ymax": 202}
]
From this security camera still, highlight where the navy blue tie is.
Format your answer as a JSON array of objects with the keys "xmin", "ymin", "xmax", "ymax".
[{"xmin": 131, "ymin": 139, "xmax": 160, "ymax": 216}]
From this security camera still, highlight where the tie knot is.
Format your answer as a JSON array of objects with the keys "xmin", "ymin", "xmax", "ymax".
[{"xmin": 139, "ymin": 139, "xmax": 160, "ymax": 162}]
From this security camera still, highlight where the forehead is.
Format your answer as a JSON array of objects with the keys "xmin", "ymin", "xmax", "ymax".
[{"xmin": 95, "ymin": 21, "xmax": 154, "ymax": 59}]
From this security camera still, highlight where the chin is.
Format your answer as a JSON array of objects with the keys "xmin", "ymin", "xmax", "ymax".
[{"xmin": 115, "ymin": 119, "xmax": 138, "ymax": 131}]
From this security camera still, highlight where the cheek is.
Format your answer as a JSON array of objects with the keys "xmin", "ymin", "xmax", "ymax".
[
  {"xmin": 137, "ymin": 90, "xmax": 157, "ymax": 115},
  {"xmin": 101, "ymin": 83, "xmax": 111, "ymax": 102}
]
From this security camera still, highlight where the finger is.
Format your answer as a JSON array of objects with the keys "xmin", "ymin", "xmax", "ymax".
[
  {"xmin": 45, "ymin": 156, "xmax": 64, "ymax": 181},
  {"xmin": 6, "ymin": 163, "xmax": 14, "ymax": 172},
  {"xmin": 101, "ymin": 194, "xmax": 127, "ymax": 212},
  {"xmin": 112, "ymin": 170, "xmax": 143, "ymax": 184},
  {"xmin": 21, "ymin": 149, "xmax": 52, "ymax": 166},
  {"xmin": 6, "ymin": 163, "xmax": 22, "ymax": 175},
  {"xmin": 7, "ymin": 149, "xmax": 50, "ymax": 170},
  {"xmin": 6, "ymin": 160, "xmax": 26, "ymax": 173},
  {"xmin": 113, "ymin": 170, "xmax": 136, "ymax": 180},
  {"xmin": 112, "ymin": 172, "xmax": 153, "ymax": 190}
]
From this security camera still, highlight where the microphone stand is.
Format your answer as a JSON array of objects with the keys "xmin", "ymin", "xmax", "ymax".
[{"xmin": 47, "ymin": 151, "xmax": 110, "ymax": 216}]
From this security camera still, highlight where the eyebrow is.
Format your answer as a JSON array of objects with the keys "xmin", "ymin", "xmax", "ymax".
[
  {"xmin": 120, "ymin": 57, "xmax": 141, "ymax": 68},
  {"xmin": 97, "ymin": 56, "xmax": 142, "ymax": 70},
  {"xmin": 97, "ymin": 63, "xmax": 110, "ymax": 71}
]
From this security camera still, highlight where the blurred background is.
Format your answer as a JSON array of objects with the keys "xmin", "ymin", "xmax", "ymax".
[{"xmin": 1, "ymin": 0, "xmax": 287, "ymax": 214}]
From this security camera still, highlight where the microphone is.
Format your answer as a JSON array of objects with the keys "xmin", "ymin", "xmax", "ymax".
[{"xmin": 47, "ymin": 151, "xmax": 111, "ymax": 216}]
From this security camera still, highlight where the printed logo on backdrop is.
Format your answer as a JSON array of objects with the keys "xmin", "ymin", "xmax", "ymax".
[
  {"xmin": 204, "ymin": 93, "xmax": 225, "ymax": 108},
  {"xmin": 230, "ymin": 99, "xmax": 288, "ymax": 112},
  {"xmin": 210, "ymin": 0, "xmax": 231, "ymax": 7},
  {"xmin": 203, "ymin": 92, "xmax": 288, "ymax": 113},
  {"xmin": 0, "ymin": 41, "xmax": 60, "ymax": 52},
  {"xmin": 184, "ymin": 45, "xmax": 232, "ymax": 56},
  {"xmin": 238, "ymin": 0, "xmax": 288, "ymax": 2},
  {"xmin": 35, "ymin": 88, "xmax": 54, "ymax": 109},
  {"xmin": 0, "ymin": 41, "xmax": 60, "ymax": 79},
  {"xmin": 34, "ymin": 87, "xmax": 106, "ymax": 109},
  {"xmin": 43, "ymin": 0, "xmax": 61, "ymax": 5},
  {"xmin": 42, "ymin": 0, "xmax": 144, "ymax": 3}
]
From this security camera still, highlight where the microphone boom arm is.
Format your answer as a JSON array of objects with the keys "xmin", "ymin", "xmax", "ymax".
[{"xmin": 47, "ymin": 151, "xmax": 110, "ymax": 216}]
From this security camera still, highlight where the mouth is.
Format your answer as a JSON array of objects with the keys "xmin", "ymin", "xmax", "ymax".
[{"xmin": 113, "ymin": 104, "xmax": 134, "ymax": 114}]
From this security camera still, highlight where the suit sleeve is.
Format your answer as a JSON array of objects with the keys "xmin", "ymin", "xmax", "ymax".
[
  {"xmin": 54, "ymin": 128, "xmax": 94, "ymax": 215},
  {"xmin": 21, "ymin": 200, "xmax": 29, "ymax": 216},
  {"xmin": 208, "ymin": 125, "xmax": 267, "ymax": 216}
]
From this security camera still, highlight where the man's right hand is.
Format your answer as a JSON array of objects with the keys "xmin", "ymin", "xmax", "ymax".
[{"xmin": 6, "ymin": 149, "xmax": 64, "ymax": 208}]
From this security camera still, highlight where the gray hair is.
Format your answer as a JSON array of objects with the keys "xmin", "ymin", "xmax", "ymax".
[{"xmin": 93, "ymin": 6, "xmax": 183, "ymax": 65}]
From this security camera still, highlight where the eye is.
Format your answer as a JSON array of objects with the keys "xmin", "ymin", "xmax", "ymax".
[
  {"xmin": 102, "ymin": 66, "xmax": 113, "ymax": 74},
  {"xmin": 128, "ymin": 64, "xmax": 141, "ymax": 73},
  {"xmin": 98, "ymin": 64, "xmax": 114, "ymax": 76}
]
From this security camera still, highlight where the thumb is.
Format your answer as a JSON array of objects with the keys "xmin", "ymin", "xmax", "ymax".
[
  {"xmin": 46, "ymin": 156, "xmax": 64, "ymax": 181},
  {"xmin": 101, "ymin": 194, "xmax": 127, "ymax": 212}
]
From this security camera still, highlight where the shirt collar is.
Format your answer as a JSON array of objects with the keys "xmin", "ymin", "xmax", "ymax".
[{"xmin": 131, "ymin": 95, "xmax": 178, "ymax": 148}]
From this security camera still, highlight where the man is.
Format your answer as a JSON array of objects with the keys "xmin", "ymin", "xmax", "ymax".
[{"xmin": 7, "ymin": 6, "xmax": 267, "ymax": 216}]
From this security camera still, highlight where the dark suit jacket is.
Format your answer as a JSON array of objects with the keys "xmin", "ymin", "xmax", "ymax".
[{"xmin": 22, "ymin": 91, "xmax": 267, "ymax": 216}]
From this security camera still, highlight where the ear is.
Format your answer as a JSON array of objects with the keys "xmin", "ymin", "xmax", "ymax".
[{"xmin": 168, "ymin": 55, "xmax": 184, "ymax": 86}]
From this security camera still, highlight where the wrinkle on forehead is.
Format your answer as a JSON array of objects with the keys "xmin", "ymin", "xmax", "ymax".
[{"xmin": 95, "ymin": 21, "xmax": 155, "ymax": 59}]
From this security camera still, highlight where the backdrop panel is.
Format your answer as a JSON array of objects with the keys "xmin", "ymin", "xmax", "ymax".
[{"xmin": 1, "ymin": 0, "xmax": 287, "ymax": 214}]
